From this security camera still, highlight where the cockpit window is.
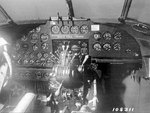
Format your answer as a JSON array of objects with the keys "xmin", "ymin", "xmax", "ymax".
[
  {"xmin": 0, "ymin": 0, "xmax": 125, "ymax": 23},
  {"xmin": 72, "ymin": 0, "xmax": 124, "ymax": 19},
  {"xmin": 0, "ymin": 0, "xmax": 68, "ymax": 22},
  {"xmin": 128, "ymin": 0, "xmax": 150, "ymax": 24}
]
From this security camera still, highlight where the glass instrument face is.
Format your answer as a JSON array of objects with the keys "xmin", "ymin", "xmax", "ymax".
[
  {"xmin": 80, "ymin": 25, "xmax": 89, "ymax": 34},
  {"xmin": 51, "ymin": 25, "xmax": 60, "ymax": 34}
]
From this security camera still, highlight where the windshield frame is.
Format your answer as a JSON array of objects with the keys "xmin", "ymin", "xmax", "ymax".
[
  {"xmin": 119, "ymin": 0, "xmax": 150, "ymax": 26},
  {"xmin": 0, "ymin": 4, "xmax": 13, "ymax": 26}
]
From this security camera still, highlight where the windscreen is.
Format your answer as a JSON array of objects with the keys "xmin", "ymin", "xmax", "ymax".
[
  {"xmin": 72, "ymin": 0, "xmax": 124, "ymax": 19},
  {"xmin": 128, "ymin": 0, "xmax": 150, "ymax": 24},
  {"xmin": 0, "ymin": 0, "xmax": 125, "ymax": 22},
  {"xmin": 0, "ymin": 0, "xmax": 68, "ymax": 22}
]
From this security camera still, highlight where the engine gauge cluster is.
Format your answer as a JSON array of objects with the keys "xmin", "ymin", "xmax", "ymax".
[
  {"xmin": 89, "ymin": 27, "xmax": 141, "ymax": 59},
  {"xmin": 51, "ymin": 23, "xmax": 89, "ymax": 35}
]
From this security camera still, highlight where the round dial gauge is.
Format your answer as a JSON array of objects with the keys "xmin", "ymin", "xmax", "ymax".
[
  {"xmin": 33, "ymin": 44, "xmax": 38, "ymax": 51},
  {"xmin": 71, "ymin": 45, "xmax": 80, "ymax": 52},
  {"xmin": 103, "ymin": 43, "xmax": 111, "ymax": 51},
  {"xmin": 30, "ymin": 33, "xmax": 38, "ymax": 43},
  {"xmin": 51, "ymin": 25, "xmax": 60, "ymax": 34},
  {"xmin": 22, "ymin": 43, "xmax": 29, "ymax": 51},
  {"xmin": 93, "ymin": 43, "xmax": 101, "ymax": 51},
  {"xmin": 41, "ymin": 34, "xmax": 49, "ymax": 42},
  {"xmin": 94, "ymin": 33, "xmax": 101, "ymax": 40},
  {"xmin": 43, "ymin": 53, "xmax": 49, "ymax": 58},
  {"xmin": 103, "ymin": 32, "xmax": 112, "ymax": 40},
  {"xmin": 37, "ymin": 52, "xmax": 42, "ymax": 58},
  {"xmin": 30, "ymin": 53, "xmax": 34, "ymax": 58},
  {"xmin": 36, "ymin": 27, "xmax": 41, "ymax": 32},
  {"xmin": 114, "ymin": 32, "xmax": 122, "ymax": 40},
  {"xmin": 61, "ymin": 25, "xmax": 69, "ymax": 34},
  {"xmin": 70, "ymin": 26, "xmax": 79, "ymax": 34},
  {"xmin": 113, "ymin": 43, "xmax": 121, "ymax": 51},
  {"xmin": 21, "ymin": 36, "xmax": 27, "ymax": 41},
  {"xmin": 80, "ymin": 25, "xmax": 89, "ymax": 34},
  {"xmin": 15, "ymin": 43, "xmax": 20, "ymax": 51},
  {"xmin": 41, "ymin": 43, "xmax": 48, "ymax": 50}
]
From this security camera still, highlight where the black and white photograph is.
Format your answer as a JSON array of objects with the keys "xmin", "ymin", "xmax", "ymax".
[{"xmin": 0, "ymin": 0, "xmax": 149, "ymax": 113}]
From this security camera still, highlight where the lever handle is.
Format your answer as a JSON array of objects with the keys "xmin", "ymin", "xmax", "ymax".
[{"xmin": 78, "ymin": 55, "xmax": 89, "ymax": 72}]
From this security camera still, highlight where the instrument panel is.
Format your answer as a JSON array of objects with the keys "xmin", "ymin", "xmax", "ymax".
[
  {"xmin": 11, "ymin": 18, "xmax": 142, "ymax": 81},
  {"xmin": 89, "ymin": 26, "xmax": 142, "ymax": 59}
]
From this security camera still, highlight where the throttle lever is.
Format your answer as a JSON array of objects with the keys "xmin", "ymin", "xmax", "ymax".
[{"xmin": 78, "ymin": 55, "xmax": 89, "ymax": 72}]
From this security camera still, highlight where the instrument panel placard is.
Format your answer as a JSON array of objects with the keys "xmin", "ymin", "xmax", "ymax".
[{"xmin": 91, "ymin": 24, "xmax": 100, "ymax": 31}]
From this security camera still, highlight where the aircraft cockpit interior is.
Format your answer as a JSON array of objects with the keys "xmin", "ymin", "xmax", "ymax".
[{"xmin": 0, "ymin": 0, "xmax": 150, "ymax": 113}]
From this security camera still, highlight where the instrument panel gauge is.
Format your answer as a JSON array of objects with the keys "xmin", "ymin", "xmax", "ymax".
[
  {"xmin": 93, "ymin": 43, "xmax": 101, "ymax": 51},
  {"xmin": 70, "ymin": 26, "xmax": 79, "ymax": 34},
  {"xmin": 113, "ymin": 43, "xmax": 121, "ymax": 51},
  {"xmin": 22, "ymin": 43, "xmax": 29, "ymax": 51},
  {"xmin": 61, "ymin": 25, "xmax": 69, "ymax": 34},
  {"xmin": 33, "ymin": 44, "xmax": 38, "ymax": 51},
  {"xmin": 30, "ymin": 33, "xmax": 38, "ymax": 43},
  {"xmin": 41, "ymin": 34, "xmax": 49, "ymax": 42},
  {"xmin": 15, "ymin": 43, "xmax": 20, "ymax": 51},
  {"xmin": 41, "ymin": 43, "xmax": 48, "ymax": 50},
  {"xmin": 29, "ymin": 60, "xmax": 34, "ymax": 64},
  {"xmin": 23, "ymin": 59, "xmax": 28, "ymax": 64},
  {"xmin": 103, "ymin": 43, "xmax": 111, "ymax": 51},
  {"xmin": 36, "ymin": 27, "xmax": 41, "ymax": 33},
  {"xmin": 51, "ymin": 25, "xmax": 60, "ymax": 34},
  {"xmin": 37, "ymin": 52, "xmax": 42, "ymax": 58},
  {"xmin": 93, "ymin": 33, "xmax": 101, "ymax": 40},
  {"xmin": 114, "ymin": 32, "xmax": 122, "ymax": 40},
  {"xmin": 21, "ymin": 36, "xmax": 27, "ymax": 41},
  {"xmin": 80, "ymin": 25, "xmax": 89, "ymax": 34},
  {"xmin": 43, "ymin": 53, "xmax": 49, "ymax": 58},
  {"xmin": 103, "ymin": 32, "xmax": 112, "ymax": 40},
  {"xmin": 71, "ymin": 45, "xmax": 80, "ymax": 52},
  {"xmin": 30, "ymin": 53, "xmax": 34, "ymax": 58}
]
